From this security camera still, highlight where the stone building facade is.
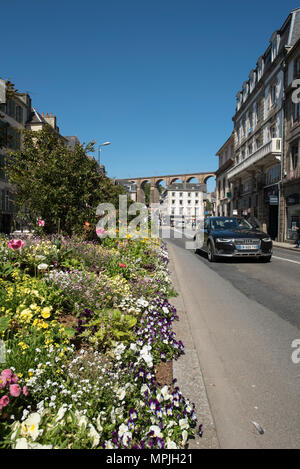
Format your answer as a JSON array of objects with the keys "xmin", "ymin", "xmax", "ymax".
[
  {"xmin": 226, "ymin": 8, "xmax": 300, "ymax": 239},
  {"xmin": 280, "ymin": 37, "xmax": 300, "ymax": 242},
  {"xmin": 0, "ymin": 78, "xmax": 81, "ymax": 234},
  {"xmin": 0, "ymin": 79, "xmax": 32, "ymax": 233},
  {"xmin": 159, "ymin": 182, "xmax": 206, "ymax": 223},
  {"xmin": 215, "ymin": 133, "xmax": 234, "ymax": 217}
]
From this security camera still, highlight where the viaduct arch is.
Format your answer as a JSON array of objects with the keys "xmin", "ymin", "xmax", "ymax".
[{"xmin": 116, "ymin": 171, "xmax": 216, "ymax": 205}]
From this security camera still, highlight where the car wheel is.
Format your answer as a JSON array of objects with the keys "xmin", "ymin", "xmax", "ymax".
[{"xmin": 207, "ymin": 242, "xmax": 215, "ymax": 262}]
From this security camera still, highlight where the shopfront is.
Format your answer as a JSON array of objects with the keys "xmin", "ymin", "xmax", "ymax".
[
  {"xmin": 285, "ymin": 190, "xmax": 300, "ymax": 241},
  {"xmin": 264, "ymin": 185, "xmax": 279, "ymax": 240}
]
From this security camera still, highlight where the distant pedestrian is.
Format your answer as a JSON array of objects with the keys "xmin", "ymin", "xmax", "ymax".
[{"xmin": 295, "ymin": 222, "xmax": 300, "ymax": 248}]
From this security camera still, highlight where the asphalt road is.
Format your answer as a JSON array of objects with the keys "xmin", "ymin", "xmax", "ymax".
[{"xmin": 162, "ymin": 228, "xmax": 300, "ymax": 448}]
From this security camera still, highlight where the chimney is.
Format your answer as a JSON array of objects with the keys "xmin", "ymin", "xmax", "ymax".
[{"xmin": 43, "ymin": 112, "xmax": 57, "ymax": 130}]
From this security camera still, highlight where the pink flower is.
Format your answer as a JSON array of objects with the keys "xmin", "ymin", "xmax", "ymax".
[
  {"xmin": 22, "ymin": 386, "xmax": 28, "ymax": 397},
  {"xmin": 119, "ymin": 263, "xmax": 127, "ymax": 268},
  {"xmin": 96, "ymin": 227, "xmax": 106, "ymax": 236},
  {"xmin": 9, "ymin": 384, "xmax": 21, "ymax": 397},
  {"xmin": 10, "ymin": 374, "xmax": 18, "ymax": 384},
  {"xmin": 0, "ymin": 395, "xmax": 9, "ymax": 408},
  {"xmin": 38, "ymin": 219, "xmax": 45, "ymax": 227},
  {"xmin": 7, "ymin": 239, "xmax": 25, "ymax": 250},
  {"xmin": 1, "ymin": 369, "xmax": 12, "ymax": 380}
]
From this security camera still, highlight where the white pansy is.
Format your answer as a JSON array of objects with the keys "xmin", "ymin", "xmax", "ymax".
[
  {"xmin": 55, "ymin": 405, "xmax": 68, "ymax": 422},
  {"xmin": 105, "ymin": 440, "xmax": 115, "ymax": 449},
  {"xmin": 166, "ymin": 439, "xmax": 177, "ymax": 449},
  {"xmin": 139, "ymin": 345, "xmax": 153, "ymax": 368},
  {"xmin": 161, "ymin": 385, "xmax": 172, "ymax": 401},
  {"xmin": 29, "ymin": 442, "xmax": 53, "ymax": 449},
  {"xmin": 110, "ymin": 407, "xmax": 116, "ymax": 424},
  {"xmin": 182, "ymin": 430, "xmax": 188, "ymax": 446},
  {"xmin": 116, "ymin": 387, "xmax": 126, "ymax": 401},
  {"xmin": 14, "ymin": 438, "xmax": 28, "ymax": 449},
  {"xmin": 122, "ymin": 431, "xmax": 132, "ymax": 447},
  {"xmin": 118, "ymin": 423, "xmax": 128, "ymax": 438},
  {"xmin": 149, "ymin": 425, "xmax": 163, "ymax": 438},
  {"xmin": 166, "ymin": 420, "xmax": 176, "ymax": 429},
  {"xmin": 88, "ymin": 424, "xmax": 100, "ymax": 448},
  {"xmin": 75, "ymin": 411, "xmax": 88, "ymax": 429},
  {"xmin": 35, "ymin": 255, "xmax": 46, "ymax": 261},
  {"xmin": 140, "ymin": 384, "xmax": 150, "ymax": 396},
  {"xmin": 21, "ymin": 412, "xmax": 42, "ymax": 441},
  {"xmin": 179, "ymin": 418, "xmax": 189, "ymax": 430}
]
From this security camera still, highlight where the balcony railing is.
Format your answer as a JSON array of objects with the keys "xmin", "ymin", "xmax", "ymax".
[{"xmin": 227, "ymin": 138, "xmax": 282, "ymax": 180}]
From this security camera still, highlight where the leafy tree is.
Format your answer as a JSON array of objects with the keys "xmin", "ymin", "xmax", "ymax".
[
  {"xmin": 5, "ymin": 126, "xmax": 126, "ymax": 235},
  {"xmin": 205, "ymin": 199, "xmax": 212, "ymax": 213},
  {"xmin": 143, "ymin": 182, "xmax": 150, "ymax": 206}
]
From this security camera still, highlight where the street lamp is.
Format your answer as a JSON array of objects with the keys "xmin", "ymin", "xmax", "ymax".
[{"xmin": 98, "ymin": 141, "xmax": 111, "ymax": 165}]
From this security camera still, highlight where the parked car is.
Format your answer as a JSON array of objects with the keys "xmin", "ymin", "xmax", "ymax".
[{"xmin": 194, "ymin": 216, "xmax": 273, "ymax": 262}]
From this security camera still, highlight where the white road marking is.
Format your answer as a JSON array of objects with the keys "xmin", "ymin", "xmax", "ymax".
[
  {"xmin": 171, "ymin": 228, "xmax": 195, "ymax": 239},
  {"xmin": 273, "ymin": 255, "xmax": 300, "ymax": 265}
]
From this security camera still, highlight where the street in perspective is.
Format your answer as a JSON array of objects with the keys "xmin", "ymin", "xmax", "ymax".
[{"xmin": 1, "ymin": 0, "xmax": 300, "ymax": 454}]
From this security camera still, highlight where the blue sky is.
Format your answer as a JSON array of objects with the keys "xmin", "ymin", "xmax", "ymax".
[{"xmin": 1, "ymin": 1, "xmax": 300, "ymax": 191}]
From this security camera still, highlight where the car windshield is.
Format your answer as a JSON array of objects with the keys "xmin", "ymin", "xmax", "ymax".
[{"xmin": 210, "ymin": 217, "xmax": 253, "ymax": 231}]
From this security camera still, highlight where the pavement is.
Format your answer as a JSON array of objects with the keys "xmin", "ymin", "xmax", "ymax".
[
  {"xmin": 273, "ymin": 241, "xmax": 300, "ymax": 251},
  {"xmin": 168, "ymin": 245, "xmax": 220, "ymax": 449}
]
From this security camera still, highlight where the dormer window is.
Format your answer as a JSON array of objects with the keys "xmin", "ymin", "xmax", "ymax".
[
  {"xmin": 243, "ymin": 82, "xmax": 249, "ymax": 102},
  {"xmin": 249, "ymin": 70, "xmax": 257, "ymax": 92},
  {"xmin": 257, "ymin": 57, "xmax": 264, "ymax": 81},
  {"xmin": 271, "ymin": 33, "xmax": 279, "ymax": 62},
  {"xmin": 236, "ymin": 91, "xmax": 243, "ymax": 111}
]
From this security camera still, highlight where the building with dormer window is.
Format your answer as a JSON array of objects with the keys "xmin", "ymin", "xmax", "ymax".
[
  {"xmin": 0, "ymin": 79, "xmax": 32, "ymax": 233},
  {"xmin": 226, "ymin": 8, "xmax": 300, "ymax": 240}
]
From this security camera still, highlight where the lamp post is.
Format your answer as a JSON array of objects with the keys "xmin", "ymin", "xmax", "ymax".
[{"xmin": 98, "ymin": 141, "xmax": 111, "ymax": 165}]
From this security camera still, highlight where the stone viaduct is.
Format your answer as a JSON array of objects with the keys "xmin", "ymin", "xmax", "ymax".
[{"xmin": 116, "ymin": 171, "xmax": 216, "ymax": 205}]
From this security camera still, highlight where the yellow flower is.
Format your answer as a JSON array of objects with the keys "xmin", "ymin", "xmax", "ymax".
[
  {"xmin": 41, "ymin": 307, "xmax": 52, "ymax": 319},
  {"xmin": 18, "ymin": 342, "xmax": 29, "ymax": 350},
  {"xmin": 19, "ymin": 309, "xmax": 33, "ymax": 323}
]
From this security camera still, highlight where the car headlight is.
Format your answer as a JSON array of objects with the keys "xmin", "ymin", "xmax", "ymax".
[
  {"xmin": 262, "ymin": 237, "xmax": 272, "ymax": 242},
  {"xmin": 215, "ymin": 238, "xmax": 235, "ymax": 243}
]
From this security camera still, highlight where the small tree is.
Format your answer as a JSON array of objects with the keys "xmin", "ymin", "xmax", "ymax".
[{"xmin": 5, "ymin": 126, "xmax": 126, "ymax": 235}]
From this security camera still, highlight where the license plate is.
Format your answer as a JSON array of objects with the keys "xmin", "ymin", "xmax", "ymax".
[{"xmin": 237, "ymin": 245, "xmax": 258, "ymax": 250}]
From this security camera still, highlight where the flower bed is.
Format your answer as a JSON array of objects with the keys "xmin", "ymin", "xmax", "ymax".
[{"xmin": 0, "ymin": 235, "xmax": 198, "ymax": 449}]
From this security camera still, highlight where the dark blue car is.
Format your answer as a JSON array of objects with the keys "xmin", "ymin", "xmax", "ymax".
[{"xmin": 194, "ymin": 216, "xmax": 273, "ymax": 262}]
